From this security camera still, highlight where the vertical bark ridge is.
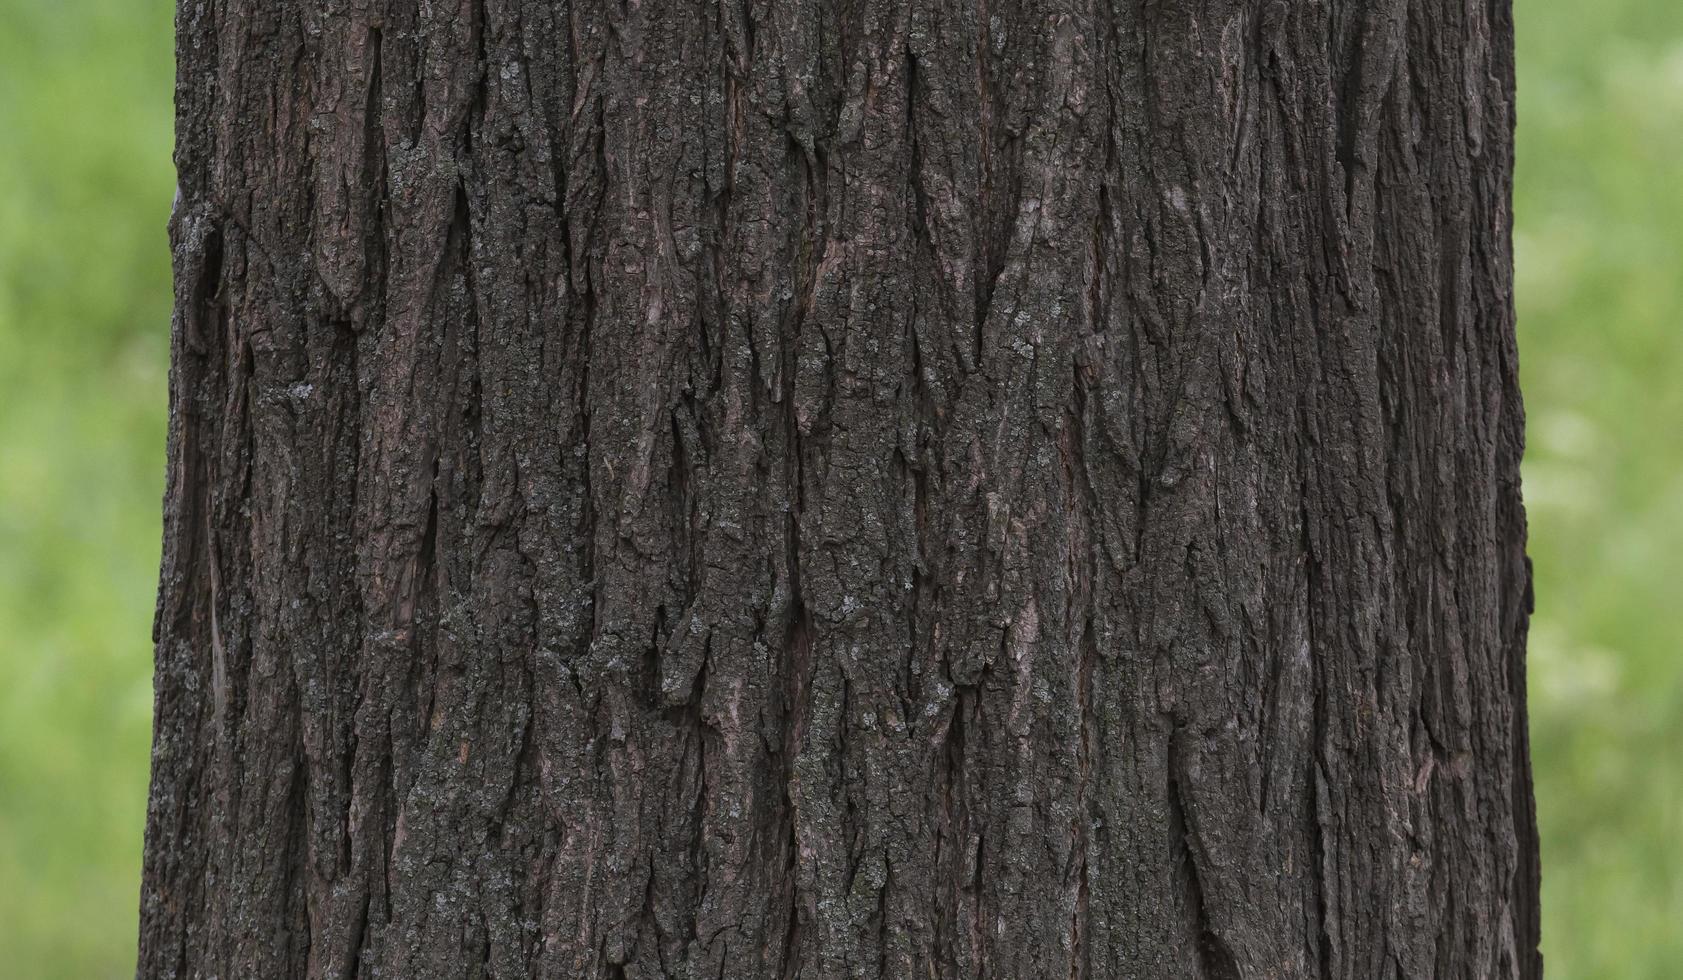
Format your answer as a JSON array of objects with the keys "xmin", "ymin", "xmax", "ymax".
[{"xmin": 143, "ymin": 0, "xmax": 1537, "ymax": 976}]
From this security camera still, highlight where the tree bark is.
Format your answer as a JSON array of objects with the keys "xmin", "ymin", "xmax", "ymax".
[{"xmin": 141, "ymin": 0, "xmax": 1539, "ymax": 976}]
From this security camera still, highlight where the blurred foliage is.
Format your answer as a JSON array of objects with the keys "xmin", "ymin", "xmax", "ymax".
[
  {"xmin": 0, "ymin": 0, "xmax": 174, "ymax": 977},
  {"xmin": 0, "ymin": 0, "xmax": 1677, "ymax": 975},
  {"xmin": 1516, "ymin": 0, "xmax": 1683, "ymax": 975}
]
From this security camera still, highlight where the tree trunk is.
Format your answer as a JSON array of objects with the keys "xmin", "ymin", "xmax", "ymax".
[{"xmin": 141, "ymin": 0, "xmax": 1539, "ymax": 976}]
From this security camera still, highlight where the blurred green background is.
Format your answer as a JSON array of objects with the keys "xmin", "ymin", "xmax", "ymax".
[{"xmin": 0, "ymin": 0, "xmax": 1678, "ymax": 975}]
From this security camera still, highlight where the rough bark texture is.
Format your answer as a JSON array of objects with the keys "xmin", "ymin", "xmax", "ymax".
[{"xmin": 142, "ymin": 0, "xmax": 1538, "ymax": 976}]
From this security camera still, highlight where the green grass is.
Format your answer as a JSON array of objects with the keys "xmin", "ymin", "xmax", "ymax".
[{"xmin": 0, "ymin": 0, "xmax": 1678, "ymax": 975}]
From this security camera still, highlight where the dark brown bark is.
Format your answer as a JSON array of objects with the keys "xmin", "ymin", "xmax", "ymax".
[{"xmin": 142, "ymin": 0, "xmax": 1538, "ymax": 976}]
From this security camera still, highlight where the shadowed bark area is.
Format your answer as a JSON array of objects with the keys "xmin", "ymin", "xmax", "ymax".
[{"xmin": 141, "ymin": 0, "xmax": 1538, "ymax": 976}]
